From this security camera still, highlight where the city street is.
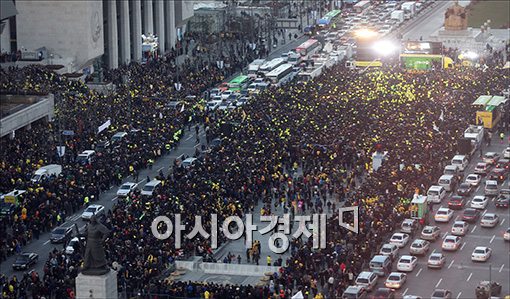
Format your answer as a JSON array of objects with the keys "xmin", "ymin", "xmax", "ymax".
[{"xmin": 363, "ymin": 138, "xmax": 510, "ymax": 298}]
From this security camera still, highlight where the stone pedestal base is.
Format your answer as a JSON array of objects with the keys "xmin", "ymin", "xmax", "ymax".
[{"xmin": 76, "ymin": 270, "xmax": 118, "ymax": 299}]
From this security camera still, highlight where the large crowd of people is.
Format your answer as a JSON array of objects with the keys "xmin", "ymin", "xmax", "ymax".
[{"xmin": 1, "ymin": 30, "xmax": 509, "ymax": 299}]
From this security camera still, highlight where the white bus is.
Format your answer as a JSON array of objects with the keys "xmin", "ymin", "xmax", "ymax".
[
  {"xmin": 258, "ymin": 57, "xmax": 286, "ymax": 76},
  {"xmin": 296, "ymin": 39, "xmax": 321, "ymax": 61},
  {"xmin": 265, "ymin": 63, "xmax": 295, "ymax": 86},
  {"xmin": 247, "ymin": 59, "xmax": 266, "ymax": 78}
]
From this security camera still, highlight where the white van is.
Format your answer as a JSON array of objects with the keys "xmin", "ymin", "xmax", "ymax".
[
  {"xmin": 111, "ymin": 132, "xmax": 128, "ymax": 143},
  {"xmin": 438, "ymin": 174, "xmax": 457, "ymax": 192},
  {"xmin": 76, "ymin": 150, "xmax": 96, "ymax": 165},
  {"xmin": 369, "ymin": 255, "xmax": 392, "ymax": 277},
  {"xmin": 427, "ymin": 185, "xmax": 447, "ymax": 204},
  {"xmin": 31, "ymin": 164, "xmax": 62, "ymax": 183},
  {"xmin": 141, "ymin": 179, "xmax": 162, "ymax": 196},
  {"xmin": 451, "ymin": 155, "xmax": 469, "ymax": 172}
]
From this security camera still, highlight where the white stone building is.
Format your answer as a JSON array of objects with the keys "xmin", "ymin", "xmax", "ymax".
[{"xmin": 0, "ymin": 0, "xmax": 194, "ymax": 71}]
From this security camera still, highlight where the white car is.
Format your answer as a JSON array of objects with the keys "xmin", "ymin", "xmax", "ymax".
[
  {"xmin": 483, "ymin": 152, "xmax": 501, "ymax": 165},
  {"xmin": 206, "ymin": 100, "xmax": 222, "ymax": 110},
  {"xmin": 421, "ymin": 226, "xmax": 441, "ymax": 241},
  {"xmin": 451, "ymin": 221, "xmax": 469, "ymax": 236},
  {"xmin": 470, "ymin": 195, "xmax": 488, "ymax": 209},
  {"xmin": 504, "ymin": 228, "xmax": 510, "ymax": 241},
  {"xmin": 503, "ymin": 147, "xmax": 510, "ymax": 159},
  {"xmin": 220, "ymin": 90, "xmax": 234, "ymax": 100},
  {"xmin": 389, "ymin": 233, "xmax": 410, "ymax": 248},
  {"xmin": 379, "ymin": 243, "xmax": 399, "ymax": 260},
  {"xmin": 427, "ymin": 252, "xmax": 446, "ymax": 269},
  {"xmin": 471, "ymin": 246, "xmax": 492, "ymax": 262},
  {"xmin": 81, "ymin": 204, "xmax": 105, "ymax": 220},
  {"xmin": 116, "ymin": 182, "xmax": 137, "ymax": 197},
  {"xmin": 409, "ymin": 239, "xmax": 430, "ymax": 255},
  {"xmin": 385, "ymin": 272, "xmax": 407, "ymax": 289},
  {"xmin": 480, "ymin": 213, "xmax": 499, "ymax": 228},
  {"xmin": 442, "ymin": 235, "xmax": 462, "ymax": 251},
  {"xmin": 435, "ymin": 207, "xmax": 454, "ymax": 223},
  {"xmin": 65, "ymin": 237, "xmax": 80, "ymax": 255},
  {"xmin": 182, "ymin": 157, "xmax": 198, "ymax": 168},
  {"xmin": 397, "ymin": 255, "xmax": 418, "ymax": 272},
  {"xmin": 465, "ymin": 174, "xmax": 482, "ymax": 186}
]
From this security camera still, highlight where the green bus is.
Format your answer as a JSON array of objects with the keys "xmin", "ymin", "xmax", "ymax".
[
  {"xmin": 228, "ymin": 75, "xmax": 249, "ymax": 91},
  {"xmin": 318, "ymin": 10, "xmax": 341, "ymax": 27}
]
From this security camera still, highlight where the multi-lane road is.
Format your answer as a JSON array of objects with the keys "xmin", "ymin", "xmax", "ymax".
[{"xmin": 360, "ymin": 138, "xmax": 510, "ymax": 298}]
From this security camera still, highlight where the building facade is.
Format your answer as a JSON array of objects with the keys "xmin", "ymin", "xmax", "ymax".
[{"xmin": 0, "ymin": 0, "xmax": 194, "ymax": 71}]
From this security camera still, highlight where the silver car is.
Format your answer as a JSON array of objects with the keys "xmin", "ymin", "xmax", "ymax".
[
  {"xmin": 427, "ymin": 252, "xmax": 446, "ymax": 269},
  {"xmin": 480, "ymin": 213, "xmax": 499, "ymax": 228},
  {"xmin": 409, "ymin": 239, "xmax": 430, "ymax": 255},
  {"xmin": 421, "ymin": 226, "xmax": 441, "ymax": 241}
]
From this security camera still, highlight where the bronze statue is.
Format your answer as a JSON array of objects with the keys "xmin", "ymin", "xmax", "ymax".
[
  {"xmin": 82, "ymin": 215, "xmax": 111, "ymax": 275},
  {"xmin": 444, "ymin": 0, "xmax": 468, "ymax": 31}
]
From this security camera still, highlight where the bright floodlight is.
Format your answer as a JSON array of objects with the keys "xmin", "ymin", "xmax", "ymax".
[
  {"xmin": 372, "ymin": 40, "xmax": 398, "ymax": 56},
  {"xmin": 354, "ymin": 28, "xmax": 378, "ymax": 39}
]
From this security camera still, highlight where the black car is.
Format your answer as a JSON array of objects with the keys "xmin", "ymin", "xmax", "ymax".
[
  {"xmin": 12, "ymin": 252, "xmax": 38, "ymax": 270},
  {"xmin": 448, "ymin": 196, "xmax": 465, "ymax": 210},
  {"xmin": 50, "ymin": 226, "xmax": 73, "ymax": 243},
  {"xmin": 0, "ymin": 202, "xmax": 16, "ymax": 218},
  {"xmin": 495, "ymin": 193, "xmax": 510, "ymax": 209},
  {"xmin": 371, "ymin": 288, "xmax": 395, "ymax": 299},
  {"xmin": 462, "ymin": 208, "xmax": 480, "ymax": 223},
  {"xmin": 495, "ymin": 158, "xmax": 510, "ymax": 170},
  {"xmin": 487, "ymin": 169, "xmax": 508, "ymax": 183},
  {"xmin": 457, "ymin": 183, "xmax": 474, "ymax": 196}
]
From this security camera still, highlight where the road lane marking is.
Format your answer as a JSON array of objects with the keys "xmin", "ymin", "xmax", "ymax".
[
  {"xmin": 500, "ymin": 264, "xmax": 505, "ymax": 273},
  {"xmin": 471, "ymin": 225, "xmax": 477, "ymax": 233},
  {"xmin": 482, "ymin": 210, "xmax": 487, "ymax": 216},
  {"xmin": 435, "ymin": 278, "xmax": 443, "ymax": 287},
  {"xmin": 454, "ymin": 215, "xmax": 459, "ymax": 221},
  {"xmin": 415, "ymin": 268, "xmax": 422, "ymax": 277},
  {"xmin": 476, "ymin": 186, "xmax": 481, "ymax": 192},
  {"xmin": 492, "ymin": 197, "xmax": 495, "ymax": 202},
  {"xmin": 501, "ymin": 218, "xmax": 505, "ymax": 226},
  {"xmin": 490, "ymin": 235, "xmax": 495, "ymax": 243},
  {"xmin": 111, "ymin": 197, "xmax": 117, "ymax": 202},
  {"xmin": 403, "ymin": 288, "xmax": 409, "ymax": 296},
  {"xmin": 466, "ymin": 272, "xmax": 473, "ymax": 281},
  {"xmin": 432, "ymin": 249, "xmax": 436, "ymax": 254},
  {"xmin": 456, "ymin": 292, "xmax": 462, "ymax": 299},
  {"xmin": 43, "ymin": 240, "xmax": 50, "ymax": 245},
  {"xmin": 136, "ymin": 179, "xmax": 145, "ymax": 185},
  {"xmin": 460, "ymin": 242, "xmax": 466, "ymax": 250},
  {"xmin": 448, "ymin": 260, "xmax": 455, "ymax": 269},
  {"xmin": 442, "ymin": 233, "xmax": 449, "ymax": 240}
]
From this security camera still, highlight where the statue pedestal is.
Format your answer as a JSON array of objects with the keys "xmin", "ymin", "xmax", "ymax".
[{"xmin": 76, "ymin": 270, "xmax": 118, "ymax": 299}]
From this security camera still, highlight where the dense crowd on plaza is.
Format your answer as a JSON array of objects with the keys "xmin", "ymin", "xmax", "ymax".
[{"xmin": 1, "ymin": 30, "xmax": 509, "ymax": 299}]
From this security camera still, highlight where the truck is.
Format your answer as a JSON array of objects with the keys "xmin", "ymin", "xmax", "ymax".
[
  {"xmin": 247, "ymin": 59, "xmax": 266, "ymax": 79},
  {"xmin": 31, "ymin": 164, "xmax": 62, "ymax": 183},
  {"xmin": 464, "ymin": 125, "xmax": 484, "ymax": 144},
  {"xmin": 296, "ymin": 63, "xmax": 325, "ymax": 82},
  {"xmin": 391, "ymin": 10, "xmax": 405, "ymax": 23},
  {"xmin": 457, "ymin": 138, "xmax": 478, "ymax": 158},
  {"xmin": 401, "ymin": 2, "xmax": 416, "ymax": 20}
]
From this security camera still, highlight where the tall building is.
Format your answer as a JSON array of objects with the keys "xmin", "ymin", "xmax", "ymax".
[{"xmin": 0, "ymin": 0, "xmax": 194, "ymax": 71}]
